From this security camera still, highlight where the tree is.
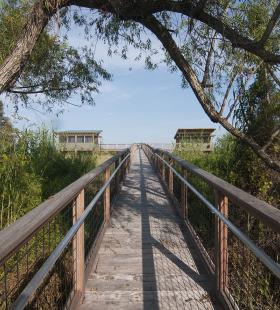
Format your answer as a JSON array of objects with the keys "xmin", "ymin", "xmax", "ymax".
[
  {"xmin": 0, "ymin": 0, "xmax": 279, "ymax": 171},
  {"xmin": 232, "ymin": 67, "xmax": 280, "ymax": 204},
  {"xmin": 237, "ymin": 67, "xmax": 280, "ymax": 151},
  {"xmin": 0, "ymin": 0, "xmax": 111, "ymax": 111}
]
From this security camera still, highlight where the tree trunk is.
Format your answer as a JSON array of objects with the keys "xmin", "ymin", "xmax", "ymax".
[
  {"xmin": 0, "ymin": 0, "xmax": 69, "ymax": 93},
  {"xmin": 139, "ymin": 15, "xmax": 280, "ymax": 172}
]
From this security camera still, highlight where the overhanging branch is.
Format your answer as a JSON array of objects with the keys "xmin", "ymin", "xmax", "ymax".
[
  {"xmin": 258, "ymin": 3, "xmax": 280, "ymax": 47},
  {"xmin": 138, "ymin": 14, "xmax": 280, "ymax": 172},
  {"xmin": 71, "ymin": 0, "xmax": 280, "ymax": 63},
  {"xmin": 7, "ymin": 85, "xmax": 78, "ymax": 94}
]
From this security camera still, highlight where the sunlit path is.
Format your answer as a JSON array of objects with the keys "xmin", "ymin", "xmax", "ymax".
[{"xmin": 79, "ymin": 149, "xmax": 221, "ymax": 309}]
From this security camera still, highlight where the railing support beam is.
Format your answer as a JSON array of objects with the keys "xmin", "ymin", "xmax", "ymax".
[
  {"xmin": 116, "ymin": 157, "xmax": 121, "ymax": 192},
  {"xmin": 168, "ymin": 159, "xmax": 174, "ymax": 194},
  {"xmin": 162, "ymin": 153, "xmax": 165, "ymax": 180},
  {"xmin": 215, "ymin": 190, "xmax": 229, "ymax": 293},
  {"xmin": 181, "ymin": 169, "xmax": 188, "ymax": 219},
  {"xmin": 73, "ymin": 190, "xmax": 85, "ymax": 301},
  {"xmin": 104, "ymin": 167, "xmax": 111, "ymax": 222}
]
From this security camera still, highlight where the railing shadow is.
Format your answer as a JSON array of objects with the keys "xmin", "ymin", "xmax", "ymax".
[
  {"xmin": 138, "ymin": 149, "xmax": 220, "ymax": 309},
  {"xmin": 139, "ymin": 149, "xmax": 160, "ymax": 310},
  {"xmin": 108, "ymin": 148, "xmax": 221, "ymax": 309}
]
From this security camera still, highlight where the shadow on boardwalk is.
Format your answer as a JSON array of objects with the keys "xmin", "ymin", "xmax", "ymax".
[{"xmin": 79, "ymin": 149, "xmax": 222, "ymax": 310}]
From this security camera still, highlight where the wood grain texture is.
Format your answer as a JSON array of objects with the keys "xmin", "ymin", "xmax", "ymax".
[
  {"xmin": 104, "ymin": 167, "xmax": 111, "ymax": 222},
  {"xmin": 79, "ymin": 149, "xmax": 221, "ymax": 310},
  {"xmin": 74, "ymin": 190, "xmax": 85, "ymax": 298},
  {"xmin": 181, "ymin": 168, "xmax": 187, "ymax": 219},
  {"xmin": 214, "ymin": 191, "xmax": 228, "ymax": 292}
]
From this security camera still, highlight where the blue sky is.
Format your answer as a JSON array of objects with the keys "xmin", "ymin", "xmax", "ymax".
[{"xmin": 4, "ymin": 16, "xmax": 226, "ymax": 144}]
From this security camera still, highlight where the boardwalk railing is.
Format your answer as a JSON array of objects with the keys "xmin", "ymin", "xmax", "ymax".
[
  {"xmin": 0, "ymin": 149, "xmax": 130, "ymax": 310},
  {"xmin": 100, "ymin": 144, "xmax": 131, "ymax": 151},
  {"xmin": 143, "ymin": 144, "xmax": 280, "ymax": 310}
]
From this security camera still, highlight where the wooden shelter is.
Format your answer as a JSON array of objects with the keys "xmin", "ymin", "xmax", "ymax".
[
  {"xmin": 174, "ymin": 128, "xmax": 215, "ymax": 152},
  {"xmin": 55, "ymin": 130, "xmax": 102, "ymax": 154}
]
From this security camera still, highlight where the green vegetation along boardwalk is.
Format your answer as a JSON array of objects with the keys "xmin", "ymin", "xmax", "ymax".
[
  {"xmin": 79, "ymin": 149, "xmax": 221, "ymax": 309},
  {"xmin": 2, "ymin": 146, "xmax": 278, "ymax": 309}
]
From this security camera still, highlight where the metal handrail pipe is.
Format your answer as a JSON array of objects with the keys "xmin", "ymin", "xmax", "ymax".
[
  {"xmin": 152, "ymin": 151, "xmax": 280, "ymax": 280},
  {"xmin": 10, "ymin": 152, "xmax": 130, "ymax": 310}
]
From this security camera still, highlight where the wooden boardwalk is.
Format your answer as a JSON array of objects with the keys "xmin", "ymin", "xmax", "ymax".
[{"xmin": 79, "ymin": 149, "xmax": 221, "ymax": 310}]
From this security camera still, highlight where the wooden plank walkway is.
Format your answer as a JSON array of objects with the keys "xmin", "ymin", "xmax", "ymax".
[{"xmin": 79, "ymin": 149, "xmax": 222, "ymax": 310}]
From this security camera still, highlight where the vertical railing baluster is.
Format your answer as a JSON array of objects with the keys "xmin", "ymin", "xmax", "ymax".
[
  {"xmin": 214, "ymin": 190, "xmax": 229, "ymax": 295},
  {"xmin": 162, "ymin": 153, "xmax": 165, "ymax": 181},
  {"xmin": 73, "ymin": 190, "xmax": 85, "ymax": 301},
  {"xmin": 168, "ymin": 158, "xmax": 173, "ymax": 194},
  {"xmin": 125, "ymin": 151, "xmax": 130, "ymax": 175},
  {"xmin": 154, "ymin": 150, "xmax": 157, "ymax": 170},
  {"xmin": 116, "ymin": 157, "xmax": 121, "ymax": 191},
  {"xmin": 181, "ymin": 168, "xmax": 188, "ymax": 219},
  {"xmin": 104, "ymin": 167, "xmax": 111, "ymax": 222}
]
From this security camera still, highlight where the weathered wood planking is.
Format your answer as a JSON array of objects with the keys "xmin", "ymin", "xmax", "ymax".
[{"xmin": 78, "ymin": 149, "xmax": 222, "ymax": 310}]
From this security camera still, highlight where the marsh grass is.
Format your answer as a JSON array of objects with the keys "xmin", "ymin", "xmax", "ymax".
[
  {"xmin": 0, "ymin": 126, "xmax": 97, "ymax": 229},
  {"xmin": 174, "ymin": 134, "xmax": 280, "ymax": 309}
]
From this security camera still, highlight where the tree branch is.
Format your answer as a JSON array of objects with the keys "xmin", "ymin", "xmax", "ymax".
[
  {"xmin": 0, "ymin": 0, "xmax": 279, "ymax": 171},
  {"xmin": 261, "ymin": 126, "xmax": 280, "ymax": 152},
  {"xmin": 226, "ymin": 95, "xmax": 239, "ymax": 120},
  {"xmin": 201, "ymin": 31, "xmax": 216, "ymax": 88},
  {"xmin": 71, "ymin": 0, "xmax": 280, "ymax": 63},
  {"xmin": 258, "ymin": 3, "xmax": 280, "ymax": 47},
  {"xmin": 1, "ymin": 0, "xmax": 280, "ymax": 97},
  {"xmin": 266, "ymin": 64, "xmax": 280, "ymax": 87},
  {"xmin": 12, "ymin": 83, "xmax": 47, "ymax": 89},
  {"xmin": 174, "ymin": 2, "xmax": 280, "ymax": 64},
  {"xmin": 7, "ymin": 85, "xmax": 78, "ymax": 94},
  {"xmin": 0, "ymin": 0, "xmax": 70, "ymax": 93},
  {"xmin": 219, "ymin": 69, "xmax": 238, "ymax": 115},
  {"xmin": 0, "ymin": 0, "xmax": 106, "ymax": 94},
  {"xmin": 138, "ymin": 14, "xmax": 280, "ymax": 172}
]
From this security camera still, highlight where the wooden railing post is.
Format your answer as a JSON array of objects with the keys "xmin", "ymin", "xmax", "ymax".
[
  {"xmin": 162, "ymin": 153, "xmax": 165, "ymax": 180},
  {"xmin": 154, "ymin": 151, "xmax": 157, "ymax": 170},
  {"xmin": 104, "ymin": 167, "xmax": 111, "ymax": 222},
  {"xmin": 215, "ymin": 190, "xmax": 229, "ymax": 294},
  {"xmin": 181, "ymin": 168, "xmax": 188, "ymax": 219},
  {"xmin": 115, "ymin": 157, "xmax": 120, "ymax": 191},
  {"xmin": 119, "ymin": 156, "xmax": 122, "ymax": 183},
  {"xmin": 168, "ymin": 159, "xmax": 173, "ymax": 194},
  {"xmin": 125, "ymin": 152, "xmax": 130, "ymax": 175},
  {"xmin": 73, "ymin": 190, "xmax": 85, "ymax": 301}
]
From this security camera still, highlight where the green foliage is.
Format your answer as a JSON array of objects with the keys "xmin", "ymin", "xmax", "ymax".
[
  {"xmin": 72, "ymin": 11, "xmax": 160, "ymax": 69},
  {"xmin": 175, "ymin": 133, "xmax": 279, "ymax": 206},
  {"xmin": 0, "ymin": 127, "xmax": 41, "ymax": 228},
  {"xmin": 233, "ymin": 143, "xmax": 279, "ymax": 204},
  {"xmin": 0, "ymin": 1, "xmax": 111, "ymax": 111},
  {"xmin": 233, "ymin": 66, "xmax": 279, "ymax": 204},
  {"xmin": 175, "ymin": 65, "xmax": 279, "ymax": 206},
  {"xmin": 175, "ymin": 135, "xmax": 237, "ymax": 182},
  {"xmin": 236, "ymin": 67, "xmax": 280, "ymax": 149},
  {"xmin": 0, "ymin": 126, "xmax": 96, "ymax": 228},
  {"xmin": 174, "ymin": 134, "xmax": 279, "ymax": 308}
]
